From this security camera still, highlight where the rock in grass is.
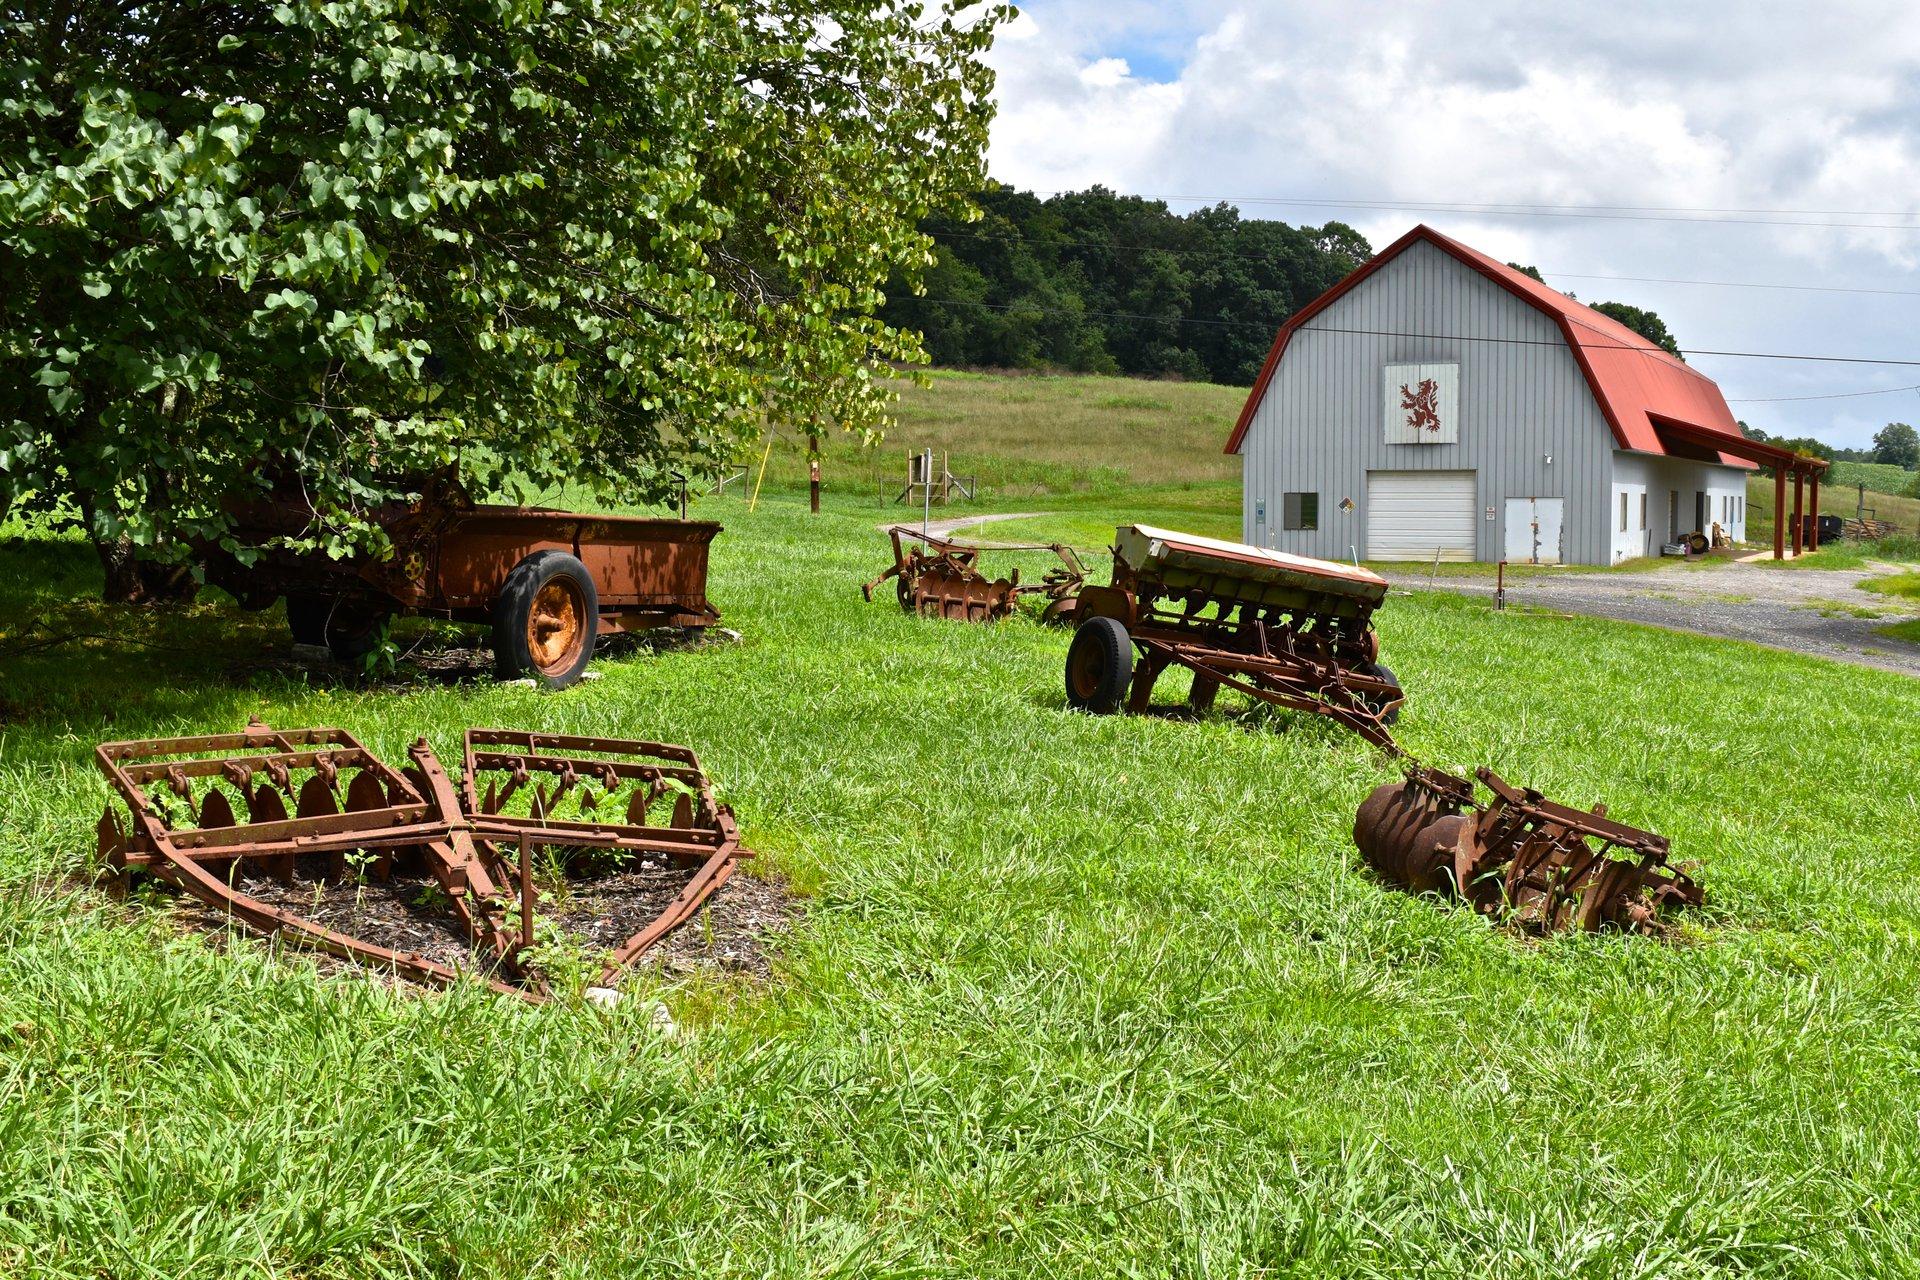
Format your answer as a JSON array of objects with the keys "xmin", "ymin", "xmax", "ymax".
[{"xmin": 583, "ymin": 989, "xmax": 678, "ymax": 1036}]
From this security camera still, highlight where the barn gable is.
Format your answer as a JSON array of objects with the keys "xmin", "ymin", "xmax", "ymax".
[
  {"xmin": 1230, "ymin": 234, "xmax": 1619, "ymax": 562},
  {"xmin": 1226, "ymin": 225, "xmax": 1754, "ymax": 469}
]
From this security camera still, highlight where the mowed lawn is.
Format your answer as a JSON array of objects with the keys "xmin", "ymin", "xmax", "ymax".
[{"xmin": 4, "ymin": 462, "xmax": 1920, "ymax": 1277}]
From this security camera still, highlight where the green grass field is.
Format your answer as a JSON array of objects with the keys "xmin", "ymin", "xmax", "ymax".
[
  {"xmin": 7, "ymin": 492, "xmax": 1920, "ymax": 1276},
  {"xmin": 6, "ymin": 372, "xmax": 1920, "ymax": 1275},
  {"xmin": 751, "ymin": 367, "xmax": 1243, "ymax": 504},
  {"xmin": 1748, "ymin": 469, "xmax": 1920, "ymax": 552}
]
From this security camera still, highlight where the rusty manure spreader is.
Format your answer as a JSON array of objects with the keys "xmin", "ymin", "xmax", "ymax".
[
  {"xmin": 862, "ymin": 524, "xmax": 1088, "ymax": 624},
  {"xmin": 1064, "ymin": 525, "xmax": 1703, "ymax": 934},
  {"xmin": 92, "ymin": 720, "xmax": 751, "ymax": 1001},
  {"xmin": 200, "ymin": 478, "xmax": 721, "ymax": 688}
]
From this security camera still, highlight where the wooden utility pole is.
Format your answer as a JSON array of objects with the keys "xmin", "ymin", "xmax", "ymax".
[{"xmin": 1809, "ymin": 472, "xmax": 1821, "ymax": 551}]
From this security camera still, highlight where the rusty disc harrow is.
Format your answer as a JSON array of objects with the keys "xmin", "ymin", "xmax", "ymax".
[
  {"xmin": 1353, "ymin": 765, "xmax": 1702, "ymax": 933},
  {"xmin": 93, "ymin": 718, "xmax": 751, "ymax": 1000}
]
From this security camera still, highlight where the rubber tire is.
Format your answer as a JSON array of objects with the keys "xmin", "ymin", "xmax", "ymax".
[
  {"xmin": 1065, "ymin": 615, "xmax": 1134, "ymax": 714},
  {"xmin": 286, "ymin": 595, "xmax": 389, "ymax": 663},
  {"xmin": 492, "ymin": 550, "xmax": 599, "ymax": 688},
  {"xmin": 1356, "ymin": 661, "xmax": 1402, "ymax": 726}
]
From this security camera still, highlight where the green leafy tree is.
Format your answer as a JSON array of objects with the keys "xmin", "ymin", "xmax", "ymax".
[
  {"xmin": 1873, "ymin": 422, "xmax": 1920, "ymax": 469},
  {"xmin": 2, "ymin": 0, "xmax": 1007, "ymax": 599},
  {"xmin": 1741, "ymin": 420, "xmax": 1835, "ymax": 469},
  {"xmin": 1591, "ymin": 301, "xmax": 1684, "ymax": 359},
  {"xmin": 884, "ymin": 184, "xmax": 1369, "ymax": 383}
]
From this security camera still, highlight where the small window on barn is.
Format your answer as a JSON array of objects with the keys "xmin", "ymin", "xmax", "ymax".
[
  {"xmin": 1283, "ymin": 492, "xmax": 1319, "ymax": 531},
  {"xmin": 1619, "ymin": 491, "xmax": 1629, "ymax": 533},
  {"xmin": 1638, "ymin": 493, "xmax": 1647, "ymax": 530}
]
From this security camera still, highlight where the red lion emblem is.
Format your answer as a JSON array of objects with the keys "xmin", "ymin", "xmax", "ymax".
[{"xmin": 1399, "ymin": 378, "xmax": 1442, "ymax": 433}]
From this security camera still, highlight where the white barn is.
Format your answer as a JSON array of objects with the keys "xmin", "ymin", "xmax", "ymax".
[{"xmin": 1225, "ymin": 226, "xmax": 1766, "ymax": 566}]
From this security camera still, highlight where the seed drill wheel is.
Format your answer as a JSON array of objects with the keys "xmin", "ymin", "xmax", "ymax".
[
  {"xmin": 494, "ymin": 551, "xmax": 599, "ymax": 688},
  {"xmin": 1065, "ymin": 615, "xmax": 1133, "ymax": 714},
  {"xmin": 1355, "ymin": 661, "xmax": 1402, "ymax": 726}
]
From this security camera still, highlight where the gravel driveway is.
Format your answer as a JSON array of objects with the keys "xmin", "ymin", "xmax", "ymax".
[{"xmin": 1429, "ymin": 559, "xmax": 1920, "ymax": 676}]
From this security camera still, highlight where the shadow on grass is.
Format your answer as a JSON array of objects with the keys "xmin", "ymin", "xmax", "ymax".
[{"xmin": 0, "ymin": 532, "xmax": 732, "ymax": 733}]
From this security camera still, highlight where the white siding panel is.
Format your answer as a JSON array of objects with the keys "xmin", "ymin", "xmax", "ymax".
[{"xmin": 1366, "ymin": 470, "xmax": 1477, "ymax": 560}]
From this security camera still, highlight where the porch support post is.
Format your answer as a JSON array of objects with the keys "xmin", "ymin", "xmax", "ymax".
[
  {"xmin": 1809, "ymin": 470, "xmax": 1821, "ymax": 550},
  {"xmin": 1773, "ymin": 467, "xmax": 1786, "ymax": 560},
  {"xmin": 1791, "ymin": 471, "xmax": 1805, "ymax": 557}
]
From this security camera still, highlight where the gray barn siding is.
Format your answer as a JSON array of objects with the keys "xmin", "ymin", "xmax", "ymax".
[{"xmin": 1238, "ymin": 239, "xmax": 1618, "ymax": 564}]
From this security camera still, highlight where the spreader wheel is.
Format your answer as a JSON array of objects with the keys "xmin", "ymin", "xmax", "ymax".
[
  {"xmin": 493, "ymin": 551, "xmax": 599, "ymax": 688},
  {"xmin": 286, "ymin": 595, "xmax": 390, "ymax": 663},
  {"xmin": 1065, "ymin": 615, "xmax": 1134, "ymax": 714}
]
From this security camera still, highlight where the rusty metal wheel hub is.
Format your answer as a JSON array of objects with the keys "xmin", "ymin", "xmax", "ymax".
[{"xmin": 528, "ymin": 579, "xmax": 586, "ymax": 674}]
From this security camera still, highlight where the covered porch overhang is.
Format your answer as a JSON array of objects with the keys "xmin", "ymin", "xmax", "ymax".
[{"xmin": 1650, "ymin": 415, "xmax": 1831, "ymax": 560}]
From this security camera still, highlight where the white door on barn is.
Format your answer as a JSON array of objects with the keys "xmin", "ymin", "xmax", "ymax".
[
  {"xmin": 1365, "ymin": 470, "xmax": 1478, "ymax": 561},
  {"xmin": 1502, "ymin": 497, "xmax": 1564, "ymax": 565}
]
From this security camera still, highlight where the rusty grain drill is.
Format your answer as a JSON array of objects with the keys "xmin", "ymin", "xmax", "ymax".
[
  {"xmin": 1065, "ymin": 525, "xmax": 1702, "ymax": 934},
  {"xmin": 93, "ymin": 719, "xmax": 750, "ymax": 1001}
]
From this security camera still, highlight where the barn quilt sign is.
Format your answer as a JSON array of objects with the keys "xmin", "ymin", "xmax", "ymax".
[{"xmin": 1383, "ymin": 363, "xmax": 1459, "ymax": 444}]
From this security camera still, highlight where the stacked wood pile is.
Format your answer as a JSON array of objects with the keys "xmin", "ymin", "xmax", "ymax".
[{"xmin": 1844, "ymin": 517, "xmax": 1897, "ymax": 540}]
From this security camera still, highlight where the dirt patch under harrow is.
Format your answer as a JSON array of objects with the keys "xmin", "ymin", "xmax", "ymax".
[{"xmin": 163, "ymin": 857, "xmax": 801, "ymax": 992}]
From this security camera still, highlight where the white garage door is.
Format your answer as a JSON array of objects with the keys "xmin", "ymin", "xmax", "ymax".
[{"xmin": 1366, "ymin": 470, "xmax": 1478, "ymax": 561}]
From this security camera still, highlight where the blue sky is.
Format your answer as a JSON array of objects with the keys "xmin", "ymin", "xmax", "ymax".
[{"xmin": 986, "ymin": 2, "xmax": 1920, "ymax": 449}]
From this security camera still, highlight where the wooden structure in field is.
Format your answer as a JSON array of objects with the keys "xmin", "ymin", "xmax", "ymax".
[{"xmin": 896, "ymin": 449, "xmax": 976, "ymax": 505}]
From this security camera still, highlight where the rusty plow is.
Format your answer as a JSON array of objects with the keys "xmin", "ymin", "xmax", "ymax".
[
  {"xmin": 863, "ymin": 525, "xmax": 1086, "ymax": 624},
  {"xmin": 92, "ymin": 719, "xmax": 751, "ymax": 1001}
]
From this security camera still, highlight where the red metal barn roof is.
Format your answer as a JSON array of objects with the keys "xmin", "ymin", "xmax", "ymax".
[{"xmin": 1223, "ymin": 225, "xmax": 1757, "ymax": 469}]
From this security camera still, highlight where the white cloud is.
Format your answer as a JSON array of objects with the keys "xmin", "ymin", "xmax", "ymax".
[
  {"xmin": 984, "ymin": 1, "xmax": 1920, "ymax": 444},
  {"xmin": 1078, "ymin": 56, "xmax": 1131, "ymax": 88}
]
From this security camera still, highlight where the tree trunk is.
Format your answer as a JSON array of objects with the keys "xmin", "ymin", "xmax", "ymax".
[{"xmin": 79, "ymin": 492, "xmax": 197, "ymax": 604}]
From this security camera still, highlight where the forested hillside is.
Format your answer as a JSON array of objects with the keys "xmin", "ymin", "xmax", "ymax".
[{"xmin": 879, "ymin": 186, "xmax": 1372, "ymax": 384}]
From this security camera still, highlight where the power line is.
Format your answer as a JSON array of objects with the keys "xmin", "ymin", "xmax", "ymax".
[
  {"xmin": 1026, "ymin": 191, "xmax": 1920, "ymax": 232},
  {"xmin": 929, "ymin": 227, "xmax": 1920, "ymax": 302},
  {"xmin": 1028, "ymin": 190, "xmax": 1920, "ymax": 219},
  {"xmin": 1725, "ymin": 383, "xmax": 1920, "ymax": 404},
  {"xmin": 1297, "ymin": 324, "xmax": 1920, "ymax": 368},
  {"xmin": 1544, "ymin": 272, "xmax": 1920, "ymax": 300},
  {"xmin": 908, "ymin": 296, "xmax": 1920, "ymax": 368}
]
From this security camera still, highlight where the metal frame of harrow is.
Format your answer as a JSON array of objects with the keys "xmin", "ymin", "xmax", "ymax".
[
  {"xmin": 863, "ymin": 525, "xmax": 1086, "ymax": 623},
  {"xmin": 93, "ymin": 720, "xmax": 749, "ymax": 1000}
]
